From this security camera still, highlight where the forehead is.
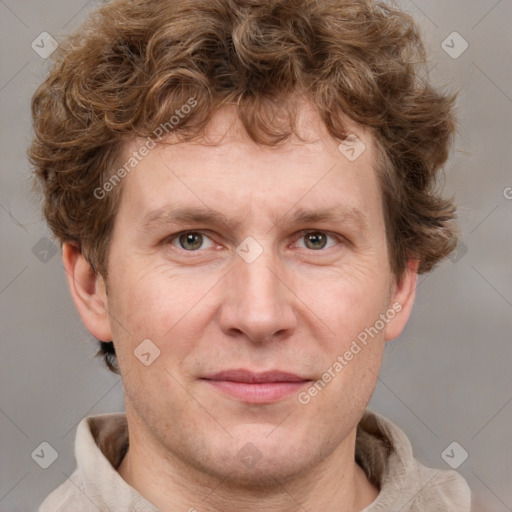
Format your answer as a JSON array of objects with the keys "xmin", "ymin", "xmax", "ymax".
[{"xmin": 114, "ymin": 105, "xmax": 384, "ymax": 235}]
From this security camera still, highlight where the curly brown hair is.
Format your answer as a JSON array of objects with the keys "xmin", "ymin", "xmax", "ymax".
[{"xmin": 29, "ymin": 0, "xmax": 458, "ymax": 374}]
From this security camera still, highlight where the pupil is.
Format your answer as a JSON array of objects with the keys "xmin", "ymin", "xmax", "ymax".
[
  {"xmin": 180, "ymin": 232, "xmax": 202, "ymax": 250},
  {"xmin": 306, "ymin": 232, "xmax": 326, "ymax": 249}
]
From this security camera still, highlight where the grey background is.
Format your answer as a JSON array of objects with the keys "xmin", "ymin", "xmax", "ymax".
[{"xmin": 1, "ymin": 0, "xmax": 511, "ymax": 510}]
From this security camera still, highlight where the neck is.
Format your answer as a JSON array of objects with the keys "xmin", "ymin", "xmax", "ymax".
[{"xmin": 117, "ymin": 414, "xmax": 379, "ymax": 512}]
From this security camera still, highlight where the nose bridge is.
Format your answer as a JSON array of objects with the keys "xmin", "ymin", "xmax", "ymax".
[
  {"xmin": 240, "ymin": 252, "xmax": 280, "ymax": 308},
  {"xmin": 220, "ymin": 242, "xmax": 296, "ymax": 342}
]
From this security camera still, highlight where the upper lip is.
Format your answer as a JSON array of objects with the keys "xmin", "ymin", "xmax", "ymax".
[{"xmin": 202, "ymin": 369, "xmax": 310, "ymax": 383}]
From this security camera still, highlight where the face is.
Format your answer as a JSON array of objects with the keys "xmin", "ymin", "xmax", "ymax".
[{"xmin": 72, "ymin": 104, "xmax": 415, "ymax": 487}]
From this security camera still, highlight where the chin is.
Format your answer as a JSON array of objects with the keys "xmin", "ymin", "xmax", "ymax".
[
  {"xmin": 199, "ymin": 431, "xmax": 324, "ymax": 489},
  {"xmin": 216, "ymin": 455, "xmax": 314, "ymax": 490}
]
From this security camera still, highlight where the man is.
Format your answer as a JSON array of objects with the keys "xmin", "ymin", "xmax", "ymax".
[{"xmin": 30, "ymin": 0, "xmax": 471, "ymax": 510}]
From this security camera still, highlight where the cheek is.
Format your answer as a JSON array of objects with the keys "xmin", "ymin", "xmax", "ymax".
[
  {"xmin": 108, "ymin": 261, "xmax": 206, "ymax": 324},
  {"xmin": 293, "ymin": 260, "xmax": 392, "ymax": 340},
  {"xmin": 292, "ymin": 264, "xmax": 391, "ymax": 402},
  {"xmin": 300, "ymin": 325, "xmax": 385, "ymax": 426},
  {"xmin": 106, "ymin": 263, "xmax": 221, "ymax": 373}
]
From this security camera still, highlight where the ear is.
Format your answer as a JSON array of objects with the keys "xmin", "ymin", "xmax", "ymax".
[
  {"xmin": 62, "ymin": 242, "xmax": 113, "ymax": 342},
  {"xmin": 384, "ymin": 259, "xmax": 418, "ymax": 342}
]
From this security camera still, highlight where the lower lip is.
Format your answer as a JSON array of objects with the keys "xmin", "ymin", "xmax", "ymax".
[{"xmin": 203, "ymin": 380, "xmax": 310, "ymax": 403}]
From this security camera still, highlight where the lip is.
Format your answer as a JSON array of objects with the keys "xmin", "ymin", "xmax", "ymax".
[{"xmin": 201, "ymin": 369, "xmax": 311, "ymax": 403}]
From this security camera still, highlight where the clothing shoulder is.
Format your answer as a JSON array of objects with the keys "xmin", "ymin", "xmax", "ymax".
[
  {"xmin": 406, "ymin": 461, "xmax": 472, "ymax": 511},
  {"xmin": 39, "ymin": 470, "xmax": 97, "ymax": 512},
  {"xmin": 359, "ymin": 410, "xmax": 472, "ymax": 512},
  {"xmin": 411, "ymin": 462, "xmax": 471, "ymax": 512}
]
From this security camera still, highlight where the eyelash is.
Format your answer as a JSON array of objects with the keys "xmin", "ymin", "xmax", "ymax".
[{"xmin": 165, "ymin": 230, "xmax": 345, "ymax": 253}]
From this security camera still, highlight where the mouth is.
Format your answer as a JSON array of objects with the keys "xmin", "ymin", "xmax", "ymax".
[{"xmin": 200, "ymin": 369, "xmax": 312, "ymax": 403}]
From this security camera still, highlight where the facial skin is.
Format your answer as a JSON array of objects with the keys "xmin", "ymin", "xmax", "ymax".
[{"xmin": 64, "ymin": 103, "xmax": 417, "ymax": 512}]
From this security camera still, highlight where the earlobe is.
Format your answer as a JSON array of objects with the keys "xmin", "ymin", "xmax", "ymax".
[
  {"xmin": 384, "ymin": 259, "xmax": 418, "ymax": 342},
  {"xmin": 62, "ymin": 242, "xmax": 113, "ymax": 342}
]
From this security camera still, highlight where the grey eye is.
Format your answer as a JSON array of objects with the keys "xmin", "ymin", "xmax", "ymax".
[
  {"xmin": 177, "ymin": 232, "xmax": 205, "ymax": 251},
  {"xmin": 303, "ymin": 232, "xmax": 328, "ymax": 250},
  {"xmin": 295, "ymin": 231, "xmax": 340, "ymax": 251}
]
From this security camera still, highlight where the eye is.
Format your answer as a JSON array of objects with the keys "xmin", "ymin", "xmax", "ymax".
[
  {"xmin": 169, "ymin": 231, "xmax": 215, "ymax": 251},
  {"xmin": 294, "ymin": 231, "xmax": 340, "ymax": 250}
]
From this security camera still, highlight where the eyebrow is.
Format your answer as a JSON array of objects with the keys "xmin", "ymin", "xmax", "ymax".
[
  {"xmin": 288, "ymin": 206, "xmax": 368, "ymax": 231},
  {"xmin": 140, "ymin": 204, "xmax": 369, "ymax": 233}
]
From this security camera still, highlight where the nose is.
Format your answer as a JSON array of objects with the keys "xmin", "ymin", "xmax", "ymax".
[{"xmin": 218, "ymin": 250, "xmax": 298, "ymax": 344}]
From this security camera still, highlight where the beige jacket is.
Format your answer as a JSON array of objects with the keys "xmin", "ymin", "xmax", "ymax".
[{"xmin": 39, "ymin": 410, "xmax": 471, "ymax": 511}]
